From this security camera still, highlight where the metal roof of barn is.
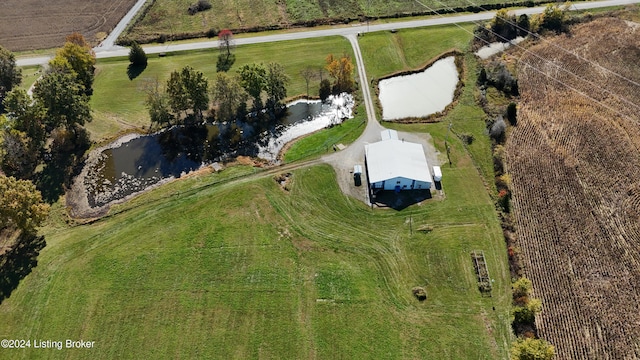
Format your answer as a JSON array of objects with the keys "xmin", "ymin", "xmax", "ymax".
[{"xmin": 365, "ymin": 139, "xmax": 432, "ymax": 184}]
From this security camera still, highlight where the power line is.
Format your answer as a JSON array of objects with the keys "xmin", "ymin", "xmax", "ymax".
[
  {"xmin": 460, "ymin": 0, "xmax": 640, "ymax": 90},
  {"xmin": 411, "ymin": 0, "xmax": 640, "ymax": 126}
]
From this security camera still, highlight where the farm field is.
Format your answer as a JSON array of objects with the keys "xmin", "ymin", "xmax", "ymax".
[
  {"xmin": 0, "ymin": 149, "xmax": 512, "ymax": 359},
  {"xmin": 0, "ymin": 0, "xmax": 137, "ymax": 51},
  {"xmin": 90, "ymin": 36, "xmax": 354, "ymax": 142},
  {"xmin": 126, "ymin": 0, "xmax": 549, "ymax": 43},
  {"xmin": 506, "ymin": 17, "xmax": 640, "ymax": 359}
]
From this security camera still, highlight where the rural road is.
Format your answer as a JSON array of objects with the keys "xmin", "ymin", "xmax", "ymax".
[
  {"xmin": 15, "ymin": 0, "xmax": 640, "ymax": 67},
  {"xmin": 94, "ymin": 0, "xmax": 148, "ymax": 51}
]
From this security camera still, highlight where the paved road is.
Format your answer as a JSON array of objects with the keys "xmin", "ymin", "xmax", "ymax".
[
  {"xmin": 16, "ymin": 0, "xmax": 640, "ymax": 67},
  {"xmin": 95, "ymin": 0, "xmax": 148, "ymax": 51}
]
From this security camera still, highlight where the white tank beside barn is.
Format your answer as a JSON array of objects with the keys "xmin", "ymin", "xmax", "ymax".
[{"xmin": 364, "ymin": 130, "xmax": 433, "ymax": 191}]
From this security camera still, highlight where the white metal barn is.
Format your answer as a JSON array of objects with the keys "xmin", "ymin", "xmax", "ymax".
[{"xmin": 364, "ymin": 130, "xmax": 433, "ymax": 191}]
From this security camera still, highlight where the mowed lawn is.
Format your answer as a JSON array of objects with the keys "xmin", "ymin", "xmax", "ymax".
[
  {"xmin": 89, "ymin": 36, "xmax": 354, "ymax": 142},
  {"xmin": 0, "ymin": 146, "xmax": 511, "ymax": 359}
]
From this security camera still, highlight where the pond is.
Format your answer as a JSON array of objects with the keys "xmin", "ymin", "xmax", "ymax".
[
  {"xmin": 377, "ymin": 56, "xmax": 459, "ymax": 121},
  {"xmin": 81, "ymin": 94, "xmax": 354, "ymax": 208}
]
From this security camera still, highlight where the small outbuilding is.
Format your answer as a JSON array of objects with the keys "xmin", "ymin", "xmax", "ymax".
[
  {"xmin": 354, "ymin": 164, "xmax": 363, "ymax": 186},
  {"xmin": 364, "ymin": 131, "xmax": 432, "ymax": 191},
  {"xmin": 433, "ymin": 166, "xmax": 442, "ymax": 182}
]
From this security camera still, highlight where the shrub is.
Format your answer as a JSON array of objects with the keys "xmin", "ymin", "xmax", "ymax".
[
  {"xmin": 206, "ymin": 28, "xmax": 218, "ymax": 38},
  {"xmin": 188, "ymin": 0, "xmax": 212, "ymax": 15},
  {"xmin": 477, "ymin": 67, "xmax": 488, "ymax": 86},
  {"xmin": 412, "ymin": 287, "xmax": 427, "ymax": 301},
  {"xmin": 460, "ymin": 133, "xmax": 474, "ymax": 145},
  {"xmin": 512, "ymin": 277, "xmax": 532, "ymax": 299},
  {"xmin": 490, "ymin": 116, "xmax": 506, "ymax": 143},
  {"xmin": 510, "ymin": 338, "xmax": 555, "ymax": 360},
  {"xmin": 513, "ymin": 298, "xmax": 542, "ymax": 324},
  {"xmin": 506, "ymin": 102, "xmax": 517, "ymax": 125}
]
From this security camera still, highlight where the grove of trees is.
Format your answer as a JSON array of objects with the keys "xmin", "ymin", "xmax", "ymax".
[
  {"xmin": 325, "ymin": 53, "xmax": 354, "ymax": 94},
  {"xmin": 144, "ymin": 61, "xmax": 290, "ymax": 132},
  {"xmin": 0, "ymin": 33, "xmax": 95, "ymax": 201}
]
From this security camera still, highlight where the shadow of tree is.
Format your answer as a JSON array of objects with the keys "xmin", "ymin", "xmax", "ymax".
[
  {"xmin": 216, "ymin": 53, "xmax": 235, "ymax": 72},
  {"xmin": 127, "ymin": 63, "xmax": 148, "ymax": 80},
  {"xmin": 0, "ymin": 231, "xmax": 46, "ymax": 304},
  {"xmin": 35, "ymin": 127, "xmax": 91, "ymax": 203}
]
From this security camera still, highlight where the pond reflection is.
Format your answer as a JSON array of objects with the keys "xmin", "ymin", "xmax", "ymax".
[{"xmin": 82, "ymin": 94, "xmax": 354, "ymax": 207}]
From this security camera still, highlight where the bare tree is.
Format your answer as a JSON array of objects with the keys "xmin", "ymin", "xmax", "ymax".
[
  {"xmin": 300, "ymin": 66, "xmax": 317, "ymax": 99},
  {"xmin": 218, "ymin": 29, "xmax": 234, "ymax": 59}
]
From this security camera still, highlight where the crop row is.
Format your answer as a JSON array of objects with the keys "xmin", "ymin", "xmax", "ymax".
[{"xmin": 506, "ymin": 17, "xmax": 640, "ymax": 360}]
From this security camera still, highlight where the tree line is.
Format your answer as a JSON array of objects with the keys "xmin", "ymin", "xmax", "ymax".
[
  {"xmin": 141, "ymin": 41, "xmax": 354, "ymax": 130},
  {"xmin": 1, "ymin": 33, "xmax": 95, "ymax": 201}
]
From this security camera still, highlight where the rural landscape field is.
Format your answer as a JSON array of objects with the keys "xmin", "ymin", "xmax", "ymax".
[
  {"xmin": 507, "ymin": 16, "xmax": 640, "ymax": 359},
  {"xmin": 124, "ymin": 0, "xmax": 549, "ymax": 43},
  {"xmin": 0, "ymin": 0, "xmax": 137, "ymax": 51}
]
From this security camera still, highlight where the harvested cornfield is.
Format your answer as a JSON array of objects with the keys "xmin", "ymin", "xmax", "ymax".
[
  {"xmin": 507, "ymin": 17, "xmax": 640, "ymax": 359},
  {"xmin": 0, "ymin": 0, "xmax": 137, "ymax": 51}
]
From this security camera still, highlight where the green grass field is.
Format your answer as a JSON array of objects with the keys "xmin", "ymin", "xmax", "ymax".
[
  {"xmin": 1, "ymin": 22, "xmax": 515, "ymax": 359},
  {"xmin": 0, "ymin": 134, "xmax": 511, "ymax": 358},
  {"xmin": 89, "ymin": 36, "xmax": 353, "ymax": 142}
]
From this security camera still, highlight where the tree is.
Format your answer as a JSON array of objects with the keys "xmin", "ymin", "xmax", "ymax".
[
  {"xmin": 513, "ymin": 298, "xmax": 542, "ymax": 324},
  {"xmin": 325, "ymin": 53, "xmax": 354, "ymax": 94},
  {"xmin": 517, "ymin": 14, "xmax": 531, "ymax": 37},
  {"xmin": 265, "ymin": 62, "xmax": 289, "ymax": 113},
  {"xmin": 144, "ymin": 78, "xmax": 174, "ymax": 126},
  {"xmin": 50, "ymin": 33, "xmax": 96, "ymax": 95},
  {"xmin": 218, "ymin": 29, "xmax": 234, "ymax": 59},
  {"xmin": 506, "ymin": 102, "xmax": 517, "ymax": 126},
  {"xmin": 129, "ymin": 42, "xmax": 148, "ymax": 66},
  {"xmin": 166, "ymin": 66, "xmax": 209, "ymax": 121},
  {"xmin": 300, "ymin": 66, "xmax": 317, "ymax": 99},
  {"xmin": 216, "ymin": 31, "xmax": 236, "ymax": 72},
  {"xmin": 238, "ymin": 63, "xmax": 266, "ymax": 110},
  {"xmin": 539, "ymin": 4, "xmax": 568, "ymax": 33},
  {"xmin": 0, "ymin": 46, "xmax": 22, "ymax": 113},
  {"xmin": 0, "ymin": 130, "xmax": 39, "ymax": 179},
  {"xmin": 319, "ymin": 79, "xmax": 331, "ymax": 102},
  {"xmin": 0, "ymin": 175, "xmax": 49, "ymax": 233},
  {"xmin": 32, "ymin": 71, "xmax": 92, "ymax": 130},
  {"xmin": 210, "ymin": 72, "xmax": 248, "ymax": 122},
  {"xmin": 510, "ymin": 338, "xmax": 555, "ymax": 360},
  {"xmin": 490, "ymin": 9, "xmax": 517, "ymax": 41},
  {"xmin": 4, "ymin": 89, "xmax": 46, "ymax": 145}
]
